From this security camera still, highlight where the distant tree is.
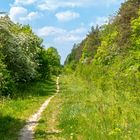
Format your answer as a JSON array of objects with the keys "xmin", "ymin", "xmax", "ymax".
[
  {"xmin": 45, "ymin": 47, "xmax": 61, "ymax": 76},
  {"xmin": 81, "ymin": 25, "xmax": 101, "ymax": 63},
  {"xmin": 37, "ymin": 48, "xmax": 50, "ymax": 79}
]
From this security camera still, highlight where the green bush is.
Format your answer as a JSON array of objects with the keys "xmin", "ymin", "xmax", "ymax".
[
  {"xmin": 0, "ymin": 51, "xmax": 15, "ymax": 96},
  {"xmin": 0, "ymin": 16, "xmax": 61, "ymax": 96}
]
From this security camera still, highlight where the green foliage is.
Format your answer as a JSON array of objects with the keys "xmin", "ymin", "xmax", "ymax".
[
  {"xmin": 58, "ymin": 75, "xmax": 140, "ymax": 140},
  {"xmin": 81, "ymin": 26, "xmax": 101, "ymax": 63},
  {"xmin": 37, "ymin": 48, "xmax": 51, "ymax": 79},
  {"xmin": 131, "ymin": 10, "xmax": 140, "ymax": 50},
  {"xmin": 94, "ymin": 24, "xmax": 118, "ymax": 65},
  {"xmin": 0, "ymin": 49, "xmax": 14, "ymax": 95},
  {"xmin": 45, "ymin": 47, "xmax": 61, "ymax": 76},
  {"xmin": 64, "ymin": 1, "xmax": 140, "ymax": 139},
  {"xmin": 37, "ymin": 46, "xmax": 62, "ymax": 80},
  {"xmin": 0, "ymin": 17, "xmax": 40, "ymax": 83},
  {"xmin": 0, "ymin": 79, "xmax": 56, "ymax": 140},
  {"xmin": 0, "ymin": 16, "xmax": 61, "ymax": 96},
  {"xmin": 115, "ymin": 0, "xmax": 140, "ymax": 47},
  {"xmin": 65, "ymin": 44, "xmax": 80, "ymax": 65}
]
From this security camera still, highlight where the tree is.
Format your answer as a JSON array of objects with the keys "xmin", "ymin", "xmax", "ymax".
[
  {"xmin": 81, "ymin": 26, "xmax": 101, "ymax": 63},
  {"xmin": 0, "ymin": 16, "xmax": 42, "ymax": 83},
  {"xmin": 46, "ymin": 47, "xmax": 61, "ymax": 76},
  {"xmin": 37, "ymin": 48, "xmax": 51, "ymax": 79},
  {"xmin": 0, "ymin": 16, "xmax": 61, "ymax": 96},
  {"xmin": 115, "ymin": 0, "xmax": 140, "ymax": 47},
  {"xmin": 0, "ymin": 45, "xmax": 14, "ymax": 95}
]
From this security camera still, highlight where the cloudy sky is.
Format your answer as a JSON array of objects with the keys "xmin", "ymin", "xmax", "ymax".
[{"xmin": 0, "ymin": 0, "xmax": 124, "ymax": 63}]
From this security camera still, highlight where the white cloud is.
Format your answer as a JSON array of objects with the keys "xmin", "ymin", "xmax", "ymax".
[
  {"xmin": 37, "ymin": 26, "xmax": 66, "ymax": 37},
  {"xmin": 14, "ymin": 0, "xmax": 37, "ymax": 5},
  {"xmin": 9, "ymin": 6, "xmax": 40, "ymax": 23},
  {"xmin": 37, "ymin": 0, "xmax": 124, "ymax": 11},
  {"xmin": 12, "ymin": 0, "xmax": 125, "ymax": 12},
  {"xmin": 70, "ymin": 27, "xmax": 87, "ymax": 34},
  {"xmin": 90, "ymin": 16, "xmax": 109, "ymax": 27},
  {"xmin": 69, "ymin": 27, "xmax": 87, "ymax": 34},
  {"xmin": 54, "ymin": 35, "xmax": 83, "ymax": 42},
  {"xmin": 36, "ymin": 26, "xmax": 86, "ymax": 43},
  {"xmin": 104, "ymin": 0, "xmax": 124, "ymax": 7},
  {"xmin": 37, "ymin": 0, "xmax": 93, "ymax": 11},
  {"xmin": 9, "ymin": 6, "xmax": 27, "ymax": 22},
  {"xmin": 55, "ymin": 11, "xmax": 80, "ymax": 22},
  {"xmin": 20, "ymin": 12, "xmax": 40, "ymax": 21}
]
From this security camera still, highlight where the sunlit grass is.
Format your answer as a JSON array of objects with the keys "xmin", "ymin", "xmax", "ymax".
[
  {"xmin": 34, "ymin": 94, "xmax": 62, "ymax": 140},
  {"xmin": 58, "ymin": 75, "xmax": 140, "ymax": 140},
  {"xmin": 35, "ymin": 75, "xmax": 140, "ymax": 140},
  {"xmin": 0, "ymin": 79, "xmax": 56, "ymax": 140}
]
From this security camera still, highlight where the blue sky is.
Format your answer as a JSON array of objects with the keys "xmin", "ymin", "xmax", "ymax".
[{"xmin": 0, "ymin": 0, "xmax": 124, "ymax": 64}]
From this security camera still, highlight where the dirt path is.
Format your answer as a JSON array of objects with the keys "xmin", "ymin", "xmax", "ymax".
[{"xmin": 19, "ymin": 77, "xmax": 60, "ymax": 140}]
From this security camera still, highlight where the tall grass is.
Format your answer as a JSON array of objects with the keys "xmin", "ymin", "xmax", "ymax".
[{"xmin": 58, "ymin": 74, "xmax": 140, "ymax": 140}]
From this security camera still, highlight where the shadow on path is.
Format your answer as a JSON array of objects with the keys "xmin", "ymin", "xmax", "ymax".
[
  {"xmin": 19, "ymin": 77, "xmax": 60, "ymax": 140},
  {"xmin": 0, "ymin": 115, "xmax": 25, "ymax": 140},
  {"xmin": 13, "ymin": 79, "xmax": 56, "ymax": 99}
]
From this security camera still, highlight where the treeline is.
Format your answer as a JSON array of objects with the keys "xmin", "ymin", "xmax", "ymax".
[
  {"xmin": 65, "ymin": 0, "xmax": 140, "ymax": 92},
  {"xmin": 64, "ymin": 0, "xmax": 140, "ymax": 138},
  {"xmin": 0, "ymin": 16, "xmax": 61, "ymax": 96}
]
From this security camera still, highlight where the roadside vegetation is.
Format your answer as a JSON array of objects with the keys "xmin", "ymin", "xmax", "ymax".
[
  {"xmin": 34, "ymin": 74, "xmax": 140, "ymax": 140},
  {"xmin": 34, "ymin": 87, "xmax": 62, "ymax": 140},
  {"xmin": 0, "ymin": 79, "xmax": 56, "ymax": 140},
  {"xmin": 34, "ymin": 0, "xmax": 140, "ymax": 140},
  {"xmin": 64, "ymin": 0, "xmax": 140, "ymax": 139},
  {"xmin": 0, "ymin": 0, "xmax": 140, "ymax": 140},
  {"xmin": 0, "ymin": 15, "xmax": 61, "ymax": 139},
  {"xmin": 0, "ymin": 16, "xmax": 61, "ymax": 96}
]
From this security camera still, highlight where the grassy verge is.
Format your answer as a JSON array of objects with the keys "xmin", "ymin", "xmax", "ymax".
[
  {"xmin": 0, "ymin": 79, "xmax": 56, "ymax": 140},
  {"xmin": 34, "ymin": 78, "xmax": 63, "ymax": 140},
  {"xmin": 34, "ymin": 75, "xmax": 140, "ymax": 140},
  {"xmin": 34, "ymin": 94, "xmax": 62, "ymax": 140}
]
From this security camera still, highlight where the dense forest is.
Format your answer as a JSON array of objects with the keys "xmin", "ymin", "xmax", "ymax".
[{"xmin": 0, "ymin": 16, "xmax": 61, "ymax": 96}]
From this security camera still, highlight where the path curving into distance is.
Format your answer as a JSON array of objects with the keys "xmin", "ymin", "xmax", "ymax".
[{"xmin": 19, "ymin": 77, "xmax": 60, "ymax": 140}]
